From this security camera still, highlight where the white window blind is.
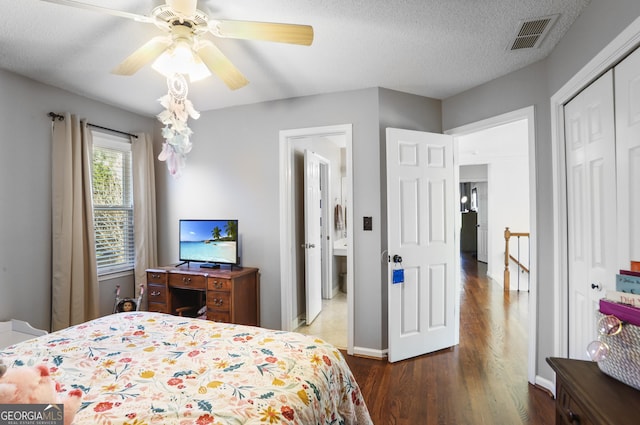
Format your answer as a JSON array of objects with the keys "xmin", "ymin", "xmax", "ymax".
[{"xmin": 91, "ymin": 131, "xmax": 134, "ymax": 275}]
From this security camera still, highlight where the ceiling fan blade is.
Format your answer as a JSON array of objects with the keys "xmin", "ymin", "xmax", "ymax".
[
  {"xmin": 195, "ymin": 41, "xmax": 249, "ymax": 90},
  {"xmin": 211, "ymin": 20, "xmax": 314, "ymax": 46},
  {"xmin": 111, "ymin": 36, "xmax": 172, "ymax": 76},
  {"xmin": 39, "ymin": 0, "xmax": 156, "ymax": 24}
]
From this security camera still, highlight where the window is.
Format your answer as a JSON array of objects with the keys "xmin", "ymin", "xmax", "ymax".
[{"xmin": 91, "ymin": 131, "xmax": 134, "ymax": 275}]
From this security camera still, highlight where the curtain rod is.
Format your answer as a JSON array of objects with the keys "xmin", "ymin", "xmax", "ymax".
[{"xmin": 47, "ymin": 112, "xmax": 139, "ymax": 139}]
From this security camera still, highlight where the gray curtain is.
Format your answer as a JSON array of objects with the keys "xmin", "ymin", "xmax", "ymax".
[
  {"xmin": 51, "ymin": 114, "xmax": 99, "ymax": 331},
  {"xmin": 132, "ymin": 132, "xmax": 158, "ymax": 309}
]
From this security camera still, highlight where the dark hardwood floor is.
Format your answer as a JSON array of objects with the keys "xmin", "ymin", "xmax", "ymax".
[{"xmin": 343, "ymin": 253, "xmax": 555, "ymax": 424}]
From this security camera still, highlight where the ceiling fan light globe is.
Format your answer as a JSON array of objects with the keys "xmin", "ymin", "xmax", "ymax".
[
  {"xmin": 151, "ymin": 52, "xmax": 177, "ymax": 77},
  {"xmin": 188, "ymin": 55, "xmax": 212, "ymax": 82},
  {"xmin": 172, "ymin": 41, "xmax": 193, "ymax": 63},
  {"xmin": 151, "ymin": 41, "xmax": 211, "ymax": 81}
]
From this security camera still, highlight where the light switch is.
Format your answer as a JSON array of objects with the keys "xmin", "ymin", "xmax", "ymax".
[{"xmin": 363, "ymin": 216, "xmax": 373, "ymax": 231}]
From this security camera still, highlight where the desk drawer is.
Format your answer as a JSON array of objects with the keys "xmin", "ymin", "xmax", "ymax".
[
  {"xmin": 556, "ymin": 382, "xmax": 594, "ymax": 425},
  {"xmin": 148, "ymin": 302, "xmax": 168, "ymax": 314},
  {"xmin": 208, "ymin": 278, "xmax": 231, "ymax": 291},
  {"xmin": 207, "ymin": 291, "xmax": 231, "ymax": 312},
  {"xmin": 147, "ymin": 284, "xmax": 167, "ymax": 304},
  {"xmin": 169, "ymin": 273, "xmax": 206, "ymax": 290},
  {"xmin": 147, "ymin": 271, "xmax": 167, "ymax": 284},
  {"xmin": 207, "ymin": 311, "xmax": 230, "ymax": 323}
]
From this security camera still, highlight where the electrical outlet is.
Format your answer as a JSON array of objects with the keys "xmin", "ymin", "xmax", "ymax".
[{"xmin": 363, "ymin": 216, "xmax": 372, "ymax": 231}]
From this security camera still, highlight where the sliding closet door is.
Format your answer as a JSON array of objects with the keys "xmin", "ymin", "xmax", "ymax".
[
  {"xmin": 564, "ymin": 70, "xmax": 617, "ymax": 360},
  {"xmin": 614, "ymin": 47, "xmax": 640, "ymax": 268}
]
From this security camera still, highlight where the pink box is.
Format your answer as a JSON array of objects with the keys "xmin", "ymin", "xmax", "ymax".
[{"xmin": 600, "ymin": 298, "xmax": 640, "ymax": 327}]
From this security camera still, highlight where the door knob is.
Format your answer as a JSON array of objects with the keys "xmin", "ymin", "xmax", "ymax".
[{"xmin": 591, "ymin": 283, "xmax": 602, "ymax": 291}]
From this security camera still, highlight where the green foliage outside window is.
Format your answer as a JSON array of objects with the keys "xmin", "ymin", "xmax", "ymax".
[{"xmin": 92, "ymin": 140, "xmax": 134, "ymax": 274}]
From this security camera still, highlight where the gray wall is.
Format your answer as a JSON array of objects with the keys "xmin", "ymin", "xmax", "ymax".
[
  {"xmin": 0, "ymin": 69, "xmax": 155, "ymax": 331},
  {"xmin": 154, "ymin": 89, "xmax": 388, "ymax": 348},
  {"xmin": 442, "ymin": 1, "xmax": 640, "ymax": 382}
]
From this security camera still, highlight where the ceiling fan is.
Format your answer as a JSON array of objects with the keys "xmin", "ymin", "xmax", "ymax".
[{"xmin": 40, "ymin": 0, "xmax": 314, "ymax": 90}]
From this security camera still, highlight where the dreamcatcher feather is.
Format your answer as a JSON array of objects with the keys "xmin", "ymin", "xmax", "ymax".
[{"xmin": 157, "ymin": 74, "xmax": 200, "ymax": 177}]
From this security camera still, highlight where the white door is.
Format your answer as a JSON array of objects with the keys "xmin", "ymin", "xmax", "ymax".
[
  {"xmin": 614, "ymin": 46, "xmax": 640, "ymax": 270},
  {"xmin": 565, "ymin": 70, "xmax": 617, "ymax": 359},
  {"xmin": 304, "ymin": 150, "xmax": 323, "ymax": 325},
  {"xmin": 475, "ymin": 183, "xmax": 488, "ymax": 263},
  {"xmin": 386, "ymin": 128, "xmax": 457, "ymax": 363}
]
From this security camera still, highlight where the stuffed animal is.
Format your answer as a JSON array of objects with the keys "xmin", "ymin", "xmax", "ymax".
[{"xmin": 0, "ymin": 359, "xmax": 81, "ymax": 425}]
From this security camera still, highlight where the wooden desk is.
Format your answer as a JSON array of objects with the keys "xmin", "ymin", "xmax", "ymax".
[
  {"xmin": 146, "ymin": 265, "xmax": 259, "ymax": 326},
  {"xmin": 547, "ymin": 357, "xmax": 640, "ymax": 425}
]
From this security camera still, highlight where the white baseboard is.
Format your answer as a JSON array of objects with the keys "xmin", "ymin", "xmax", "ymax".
[
  {"xmin": 352, "ymin": 346, "xmax": 387, "ymax": 359},
  {"xmin": 291, "ymin": 315, "xmax": 304, "ymax": 331},
  {"xmin": 535, "ymin": 374, "xmax": 555, "ymax": 397}
]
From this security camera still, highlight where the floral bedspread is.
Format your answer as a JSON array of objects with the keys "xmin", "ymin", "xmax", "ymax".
[{"xmin": 0, "ymin": 312, "xmax": 372, "ymax": 425}]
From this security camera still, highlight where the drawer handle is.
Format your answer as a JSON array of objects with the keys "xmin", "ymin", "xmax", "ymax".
[
  {"xmin": 182, "ymin": 277, "xmax": 192, "ymax": 284},
  {"xmin": 151, "ymin": 291, "xmax": 161, "ymax": 297},
  {"xmin": 152, "ymin": 274, "xmax": 160, "ymax": 279},
  {"xmin": 213, "ymin": 299, "xmax": 224, "ymax": 306},
  {"xmin": 213, "ymin": 281, "xmax": 223, "ymax": 288},
  {"xmin": 565, "ymin": 408, "xmax": 580, "ymax": 424}
]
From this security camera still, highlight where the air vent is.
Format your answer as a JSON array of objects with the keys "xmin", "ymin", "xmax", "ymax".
[{"xmin": 509, "ymin": 14, "xmax": 559, "ymax": 50}]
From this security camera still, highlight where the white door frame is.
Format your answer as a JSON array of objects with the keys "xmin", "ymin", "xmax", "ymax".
[
  {"xmin": 319, "ymin": 159, "xmax": 332, "ymax": 300},
  {"xmin": 551, "ymin": 17, "xmax": 640, "ymax": 363},
  {"xmin": 474, "ymin": 182, "xmax": 489, "ymax": 264},
  {"xmin": 446, "ymin": 105, "xmax": 537, "ymax": 384},
  {"xmin": 279, "ymin": 124, "xmax": 354, "ymax": 354}
]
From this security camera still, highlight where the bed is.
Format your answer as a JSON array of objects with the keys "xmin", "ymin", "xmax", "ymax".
[{"xmin": 0, "ymin": 311, "xmax": 372, "ymax": 425}]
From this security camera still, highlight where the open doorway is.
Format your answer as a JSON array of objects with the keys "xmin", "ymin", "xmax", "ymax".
[
  {"xmin": 447, "ymin": 106, "xmax": 537, "ymax": 383},
  {"xmin": 459, "ymin": 176, "xmax": 488, "ymax": 264},
  {"xmin": 279, "ymin": 124, "xmax": 354, "ymax": 353}
]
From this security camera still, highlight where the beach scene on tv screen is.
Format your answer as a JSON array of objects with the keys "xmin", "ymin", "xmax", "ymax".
[{"xmin": 180, "ymin": 220, "xmax": 237, "ymax": 263}]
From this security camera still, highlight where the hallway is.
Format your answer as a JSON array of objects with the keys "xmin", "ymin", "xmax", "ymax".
[{"xmin": 343, "ymin": 253, "xmax": 554, "ymax": 424}]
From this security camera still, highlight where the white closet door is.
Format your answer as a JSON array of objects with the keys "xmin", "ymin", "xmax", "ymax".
[
  {"xmin": 614, "ymin": 47, "xmax": 640, "ymax": 268},
  {"xmin": 564, "ymin": 70, "xmax": 617, "ymax": 360}
]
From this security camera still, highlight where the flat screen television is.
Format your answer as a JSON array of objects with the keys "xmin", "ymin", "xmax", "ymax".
[{"xmin": 179, "ymin": 219, "xmax": 239, "ymax": 267}]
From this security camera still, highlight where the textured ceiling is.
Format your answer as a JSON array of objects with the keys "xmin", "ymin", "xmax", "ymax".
[{"xmin": 0, "ymin": 0, "xmax": 590, "ymax": 116}]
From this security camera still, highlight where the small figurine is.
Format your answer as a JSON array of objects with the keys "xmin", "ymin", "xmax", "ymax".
[
  {"xmin": 121, "ymin": 300, "xmax": 135, "ymax": 312},
  {"xmin": 113, "ymin": 284, "xmax": 144, "ymax": 313},
  {"xmin": 116, "ymin": 299, "xmax": 136, "ymax": 313}
]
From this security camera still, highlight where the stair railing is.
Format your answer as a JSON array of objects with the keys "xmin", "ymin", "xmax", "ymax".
[{"xmin": 504, "ymin": 227, "xmax": 530, "ymax": 292}]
